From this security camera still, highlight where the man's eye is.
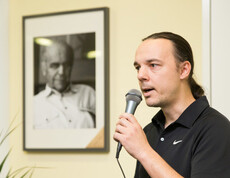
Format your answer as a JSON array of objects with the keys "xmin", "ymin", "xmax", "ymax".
[
  {"xmin": 151, "ymin": 64, "xmax": 158, "ymax": 68},
  {"xmin": 50, "ymin": 63, "xmax": 60, "ymax": 69},
  {"xmin": 134, "ymin": 66, "xmax": 140, "ymax": 71}
]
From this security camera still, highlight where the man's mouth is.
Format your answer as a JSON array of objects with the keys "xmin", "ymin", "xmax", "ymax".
[{"xmin": 142, "ymin": 88, "xmax": 155, "ymax": 94}]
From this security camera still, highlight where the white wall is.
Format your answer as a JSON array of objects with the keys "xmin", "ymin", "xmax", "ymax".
[
  {"xmin": 0, "ymin": 0, "xmax": 9, "ymax": 176},
  {"xmin": 202, "ymin": 0, "xmax": 230, "ymax": 120}
]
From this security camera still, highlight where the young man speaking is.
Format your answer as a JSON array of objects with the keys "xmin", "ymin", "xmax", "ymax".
[{"xmin": 114, "ymin": 32, "xmax": 230, "ymax": 178}]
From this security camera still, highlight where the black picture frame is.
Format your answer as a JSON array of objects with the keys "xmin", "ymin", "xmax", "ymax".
[{"xmin": 23, "ymin": 7, "xmax": 109, "ymax": 152}]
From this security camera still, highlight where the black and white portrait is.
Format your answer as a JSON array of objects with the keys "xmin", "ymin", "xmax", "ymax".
[
  {"xmin": 23, "ymin": 8, "xmax": 109, "ymax": 151},
  {"xmin": 33, "ymin": 33, "xmax": 96, "ymax": 129}
]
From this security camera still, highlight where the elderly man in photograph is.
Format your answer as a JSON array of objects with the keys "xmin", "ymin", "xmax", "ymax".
[{"xmin": 34, "ymin": 40, "xmax": 95, "ymax": 129}]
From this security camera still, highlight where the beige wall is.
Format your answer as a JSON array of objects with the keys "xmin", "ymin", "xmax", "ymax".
[
  {"xmin": 0, "ymin": 0, "xmax": 10, "ymax": 177},
  {"xmin": 9, "ymin": 0, "xmax": 202, "ymax": 177}
]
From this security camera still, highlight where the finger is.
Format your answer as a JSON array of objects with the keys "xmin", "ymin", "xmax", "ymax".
[
  {"xmin": 113, "ymin": 127, "xmax": 127, "ymax": 144},
  {"xmin": 119, "ymin": 113, "xmax": 137, "ymax": 124},
  {"xmin": 113, "ymin": 131, "xmax": 121, "ymax": 142},
  {"xmin": 116, "ymin": 117, "xmax": 131, "ymax": 127},
  {"xmin": 115, "ymin": 124, "xmax": 123, "ymax": 133}
]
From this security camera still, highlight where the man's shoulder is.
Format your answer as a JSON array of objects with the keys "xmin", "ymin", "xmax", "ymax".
[
  {"xmin": 198, "ymin": 107, "xmax": 230, "ymax": 127},
  {"xmin": 194, "ymin": 106, "xmax": 230, "ymax": 138},
  {"xmin": 34, "ymin": 90, "xmax": 47, "ymax": 100}
]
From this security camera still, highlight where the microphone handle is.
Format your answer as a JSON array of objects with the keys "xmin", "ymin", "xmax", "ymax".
[{"xmin": 116, "ymin": 142, "xmax": 122, "ymax": 158}]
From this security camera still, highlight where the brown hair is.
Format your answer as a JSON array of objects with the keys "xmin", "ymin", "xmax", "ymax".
[{"xmin": 143, "ymin": 32, "xmax": 204, "ymax": 99}]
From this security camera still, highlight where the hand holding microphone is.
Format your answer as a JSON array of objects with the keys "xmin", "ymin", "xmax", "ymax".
[{"xmin": 115, "ymin": 89, "xmax": 142, "ymax": 158}]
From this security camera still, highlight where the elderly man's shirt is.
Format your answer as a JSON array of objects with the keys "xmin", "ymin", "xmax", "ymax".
[{"xmin": 34, "ymin": 84, "xmax": 95, "ymax": 129}]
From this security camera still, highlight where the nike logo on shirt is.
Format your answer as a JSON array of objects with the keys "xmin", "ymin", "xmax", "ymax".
[{"xmin": 173, "ymin": 140, "xmax": 183, "ymax": 145}]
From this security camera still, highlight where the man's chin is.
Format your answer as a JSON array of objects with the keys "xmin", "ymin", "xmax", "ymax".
[
  {"xmin": 54, "ymin": 84, "xmax": 68, "ymax": 93},
  {"xmin": 145, "ymin": 98, "xmax": 160, "ymax": 107},
  {"xmin": 146, "ymin": 103, "xmax": 160, "ymax": 107}
]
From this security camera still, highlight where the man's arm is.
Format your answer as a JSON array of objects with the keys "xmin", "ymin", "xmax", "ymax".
[{"xmin": 113, "ymin": 113, "xmax": 183, "ymax": 178}]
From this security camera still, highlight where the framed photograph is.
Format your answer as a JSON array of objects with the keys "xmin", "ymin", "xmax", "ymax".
[{"xmin": 23, "ymin": 7, "xmax": 109, "ymax": 151}]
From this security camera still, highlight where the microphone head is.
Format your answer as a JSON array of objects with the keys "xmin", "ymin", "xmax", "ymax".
[{"xmin": 125, "ymin": 89, "xmax": 142, "ymax": 104}]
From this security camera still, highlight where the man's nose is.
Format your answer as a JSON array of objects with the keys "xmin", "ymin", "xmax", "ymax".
[
  {"xmin": 137, "ymin": 66, "xmax": 149, "ymax": 81},
  {"xmin": 57, "ymin": 65, "xmax": 64, "ymax": 75}
]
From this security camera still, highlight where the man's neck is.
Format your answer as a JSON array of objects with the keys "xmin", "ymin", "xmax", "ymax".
[
  {"xmin": 46, "ymin": 84, "xmax": 71, "ymax": 96},
  {"xmin": 162, "ymin": 93, "xmax": 195, "ymax": 129}
]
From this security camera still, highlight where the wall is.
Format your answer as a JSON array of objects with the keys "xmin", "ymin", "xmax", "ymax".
[
  {"xmin": 202, "ymin": 0, "xmax": 230, "ymax": 120},
  {"xmin": 9, "ymin": 0, "xmax": 202, "ymax": 177},
  {"xmin": 0, "ymin": 0, "xmax": 9, "ymax": 177}
]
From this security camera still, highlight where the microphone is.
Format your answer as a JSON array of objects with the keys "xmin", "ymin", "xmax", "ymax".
[{"xmin": 116, "ymin": 89, "xmax": 142, "ymax": 158}]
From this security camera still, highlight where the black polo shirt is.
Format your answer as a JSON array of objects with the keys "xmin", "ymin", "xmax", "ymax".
[{"xmin": 134, "ymin": 96, "xmax": 230, "ymax": 178}]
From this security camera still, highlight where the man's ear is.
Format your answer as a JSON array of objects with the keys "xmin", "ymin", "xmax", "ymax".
[
  {"xmin": 180, "ymin": 61, "xmax": 191, "ymax": 80},
  {"xmin": 41, "ymin": 61, "xmax": 47, "ymax": 76}
]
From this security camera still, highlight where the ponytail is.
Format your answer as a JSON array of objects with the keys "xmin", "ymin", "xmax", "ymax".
[{"xmin": 189, "ymin": 77, "xmax": 204, "ymax": 99}]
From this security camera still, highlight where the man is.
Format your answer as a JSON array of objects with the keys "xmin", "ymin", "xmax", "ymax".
[
  {"xmin": 114, "ymin": 32, "xmax": 230, "ymax": 177},
  {"xmin": 34, "ymin": 40, "xmax": 95, "ymax": 129}
]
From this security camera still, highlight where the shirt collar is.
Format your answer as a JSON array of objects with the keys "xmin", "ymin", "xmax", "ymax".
[
  {"xmin": 43, "ymin": 84, "xmax": 76, "ymax": 97},
  {"xmin": 152, "ymin": 96, "xmax": 210, "ymax": 129},
  {"xmin": 152, "ymin": 110, "xmax": 165, "ymax": 130}
]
